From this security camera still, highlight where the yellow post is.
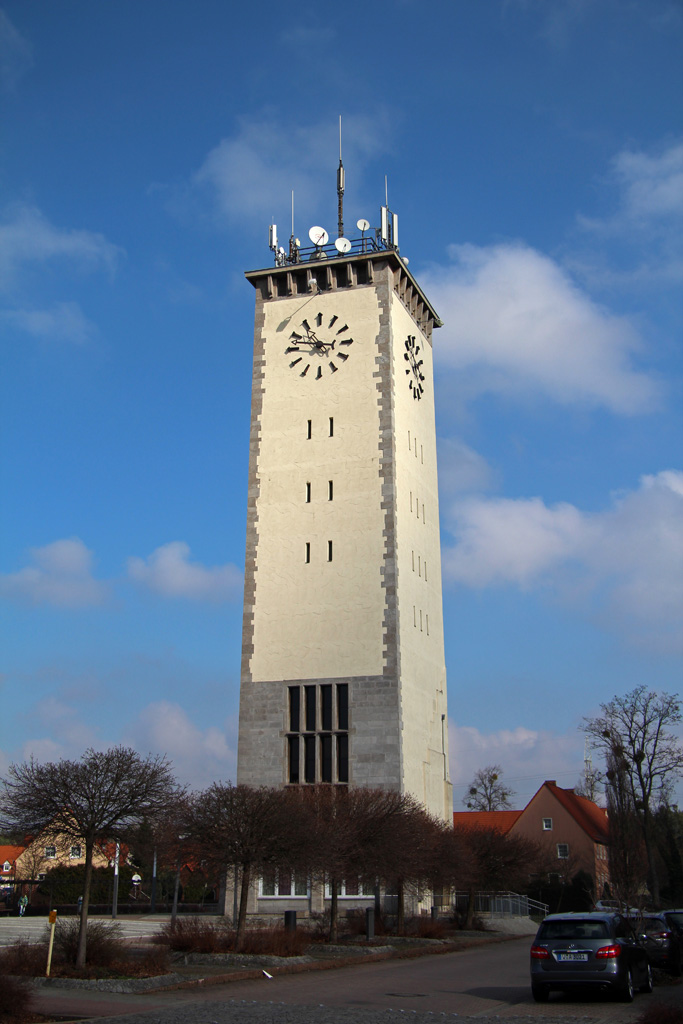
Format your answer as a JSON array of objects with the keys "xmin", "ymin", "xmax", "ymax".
[{"xmin": 46, "ymin": 910, "xmax": 57, "ymax": 977}]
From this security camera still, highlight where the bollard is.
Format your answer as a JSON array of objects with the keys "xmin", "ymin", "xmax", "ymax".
[
  {"xmin": 366, "ymin": 906, "xmax": 375, "ymax": 940},
  {"xmin": 284, "ymin": 910, "xmax": 297, "ymax": 932},
  {"xmin": 46, "ymin": 910, "xmax": 58, "ymax": 977},
  {"xmin": 431, "ymin": 906, "xmax": 439, "ymax": 921}
]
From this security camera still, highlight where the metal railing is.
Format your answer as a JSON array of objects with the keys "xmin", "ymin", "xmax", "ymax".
[
  {"xmin": 271, "ymin": 233, "xmax": 397, "ymax": 267},
  {"xmin": 452, "ymin": 891, "xmax": 549, "ymax": 918}
]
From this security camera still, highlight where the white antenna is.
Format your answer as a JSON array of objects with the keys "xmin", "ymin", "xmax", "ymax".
[
  {"xmin": 288, "ymin": 191, "xmax": 300, "ymax": 262},
  {"xmin": 337, "ymin": 115, "xmax": 345, "ymax": 240}
]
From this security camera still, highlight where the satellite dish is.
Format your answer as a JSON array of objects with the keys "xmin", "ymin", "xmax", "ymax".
[
  {"xmin": 309, "ymin": 226, "xmax": 329, "ymax": 247},
  {"xmin": 334, "ymin": 237, "xmax": 351, "ymax": 254},
  {"xmin": 356, "ymin": 218, "xmax": 370, "ymax": 232}
]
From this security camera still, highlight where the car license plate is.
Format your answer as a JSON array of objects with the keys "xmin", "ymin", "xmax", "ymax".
[{"xmin": 557, "ymin": 952, "xmax": 588, "ymax": 962}]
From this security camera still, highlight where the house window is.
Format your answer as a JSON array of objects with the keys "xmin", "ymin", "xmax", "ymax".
[
  {"xmin": 70, "ymin": 845, "xmax": 82, "ymax": 859},
  {"xmin": 325, "ymin": 877, "xmax": 374, "ymax": 898},
  {"xmin": 287, "ymin": 683, "xmax": 349, "ymax": 784},
  {"xmin": 557, "ymin": 843, "xmax": 569, "ymax": 859},
  {"xmin": 2, "ymin": 861, "xmax": 10, "ymax": 872},
  {"xmin": 260, "ymin": 870, "xmax": 308, "ymax": 897},
  {"xmin": 44, "ymin": 846, "xmax": 56, "ymax": 859},
  {"xmin": 542, "ymin": 818, "xmax": 553, "ymax": 831}
]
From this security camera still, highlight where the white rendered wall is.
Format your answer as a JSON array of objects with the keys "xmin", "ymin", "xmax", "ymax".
[
  {"xmin": 389, "ymin": 294, "xmax": 451, "ymax": 819},
  {"xmin": 248, "ymin": 286, "xmax": 386, "ymax": 683}
]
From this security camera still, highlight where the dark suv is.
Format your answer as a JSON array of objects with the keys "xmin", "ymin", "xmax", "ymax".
[
  {"xmin": 530, "ymin": 911, "xmax": 653, "ymax": 1003},
  {"xmin": 633, "ymin": 911, "xmax": 683, "ymax": 975}
]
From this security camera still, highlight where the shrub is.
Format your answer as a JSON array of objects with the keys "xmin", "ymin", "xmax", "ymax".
[
  {"xmin": 156, "ymin": 917, "xmax": 233, "ymax": 954},
  {"xmin": 135, "ymin": 943, "xmax": 171, "ymax": 976},
  {"xmin": 636, "ymin": 1004, "xmax": 683, "ymax": 1024},
  {"xmin": 239, "ymin": 926, "xmax": 309, "ymax": 957},
  {"xmin": 54, "ymin": 919, "xmax": 126, "ymax": 967},
  {"xmin": 405, "ymin": 915, "xmax": 448, "ymax": 939},
  {"xmin": 156, "ymin": 918, "xmax": 309, "ymax": 957},
  {"xmin": 0, "ymin": 975, "xmax": 33, "ymax": 1018},
  {"xmin": 0, "ymin": 939, "xmax": 48, "ymax": 976}
]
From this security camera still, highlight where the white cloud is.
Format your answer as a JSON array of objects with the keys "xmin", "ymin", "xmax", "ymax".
[
  {"xmin": 0, "ymin": 302, "xmax": 97, "ymax": 344},
  {"xmin": 572, "ymin": 141, "xmax": 683, "ymax": 288},
  {"xmin": 20, "ymin": 696, "xmax": 99, "ymax": 761},
  {"xmin": 424, "ymin": 243, "xmax": 660, "ymax": 414},
  {"xmin": 0, "ymin": 203, "xmax": 122, "ymax": 291},
  {"xmin": 191, "ymin": 113, "xmax": 390, "ymax": 226},
  {"xmin": 443, "ymin": 469, "xmax": 683, "ymax": 650},
  {"xmin": 127, "ymin": 542, "xmax": 242, "ymax": 603},
  {"xmin": 437, "ymin": 437, "xmax": 496, "ymax": 496},
  {"xmin": 0, "ymin": 538, "xmax": 108, "ymax": 609},
  {"xmin": 583, "ymin": 142, "xmax": 683, "ymax": 231},
  {"xmin": 126, "ymin": 701, "xmax": 236, "ymax": 789},
  {"xmin": 0, "ymin": 10, "xmax": 33, "ymax": 92},
  {"xmin": 449, "ymin": 719, "xmax": 584, "ymax": 808}
]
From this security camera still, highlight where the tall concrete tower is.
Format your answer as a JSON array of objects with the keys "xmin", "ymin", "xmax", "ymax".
[{"xmin": 237, "ymin": 190, "xmax": 452, "ymax": 822}]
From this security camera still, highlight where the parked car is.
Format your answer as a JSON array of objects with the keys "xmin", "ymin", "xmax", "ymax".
[
  {"xmin": 530, "ymin": 911, "xmax": 653, "ymax": 1003},
  {"xmin": 632, "ymin": 911, "xmax": 683, "ymax": 976},
  {"xmin": 595, "ymin": 899, "xmax": 642, "ymax": 914}
]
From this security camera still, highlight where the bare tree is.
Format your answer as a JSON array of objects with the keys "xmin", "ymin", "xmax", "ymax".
[
  {"xmin": 604, "ymin": 748, "xmax": 648, "ymax": 910},
  {"xmin": 453, "ymin": 825, "xmax": 540, "ymax": 927},
  {"xmin": 463, "ymin": 765, "xmax": 514, "ymax": 811},
  {"xmin": 188, "ymin": 783, "xmax": 300, "ymax": 950},
  {"xmin": 583, "ymin": 686, "xmax": 683, "ymax": 906},
  {"xmin": 0, "ymin": 747, "xmax": 176, "ymax": 967}
]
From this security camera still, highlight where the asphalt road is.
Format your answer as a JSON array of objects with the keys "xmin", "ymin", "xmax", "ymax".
[{"xmin": 27, "ymin": 935, "xmax": 683, "ymax": 1023}]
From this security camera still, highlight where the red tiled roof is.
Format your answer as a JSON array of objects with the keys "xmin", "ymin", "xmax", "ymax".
[
  {"xmin": 453, "ymin": 810, "xmax": 522, "ymax": 834},
  {"xmin": 542, "ymin": 781, "xmax": 609, "ymax": 843},
  {"xmin": 0, "ymin": 845, "xmax": 26, "ymax": 867}
]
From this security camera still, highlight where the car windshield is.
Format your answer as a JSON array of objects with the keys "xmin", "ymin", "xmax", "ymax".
[
  {"xmin": 666, "ymin": 913, "xmax": 683, "ymax": 932},
  {"xmin": 538, "ymin": 919, "xmax": 609, "ymax": 941},
  {"xmin": 639, "ymin": 918, "xmax": 668, "ymax": 935}
]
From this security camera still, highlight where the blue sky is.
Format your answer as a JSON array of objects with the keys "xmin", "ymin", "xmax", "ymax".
[{"xmin": 1, "ymin": 0, "xmax": 681, "ymax": 808}]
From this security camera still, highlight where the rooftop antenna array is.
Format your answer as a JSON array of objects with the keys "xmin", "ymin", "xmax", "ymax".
[
  {"xmin": 337, "ymin": 115, "xmax": 345, "ymax": 240},
  {"xmin": 288, "ymin": 191, "xmax": 300, "ymax": 262},
  {"xmin": 380, "ymin": 174, "xmax": 399, "ymax": 251},
  {"xmin": 267, "ymin": 119, "xmax": 401, "ymax": 265}
]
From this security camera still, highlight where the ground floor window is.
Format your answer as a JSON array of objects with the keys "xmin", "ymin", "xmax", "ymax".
[
  {"xmin": 260, "ymin": 870, "xmax": 308, "ymax": 897},
  {"xmin": 325, "ymin": 877, "xmax": 375, "ymax": 898}
]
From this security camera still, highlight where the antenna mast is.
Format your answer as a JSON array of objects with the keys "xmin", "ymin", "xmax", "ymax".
[{"xmin": 337, "ymin": 115, "xmax": 345, "ymax": 240}]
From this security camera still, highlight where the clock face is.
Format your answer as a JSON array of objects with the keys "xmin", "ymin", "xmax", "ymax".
[
  {"xmin": 404, "ymin": 335, "xmax": 425, "ymax": 400},
  {"xmin": 285, "ymin": 311, "xmax": 355, "ymax": 379}
]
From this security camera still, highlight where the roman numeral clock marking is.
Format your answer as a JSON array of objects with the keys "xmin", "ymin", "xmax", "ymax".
[{"xmin": 285, "ymin": 312, "xmax": 354, "ymax": 378}]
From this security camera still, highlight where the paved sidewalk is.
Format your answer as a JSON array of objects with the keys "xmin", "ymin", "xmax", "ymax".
[{"xmin": 0, "ymin": 913, "xmax": 170, "ymax": 946}]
